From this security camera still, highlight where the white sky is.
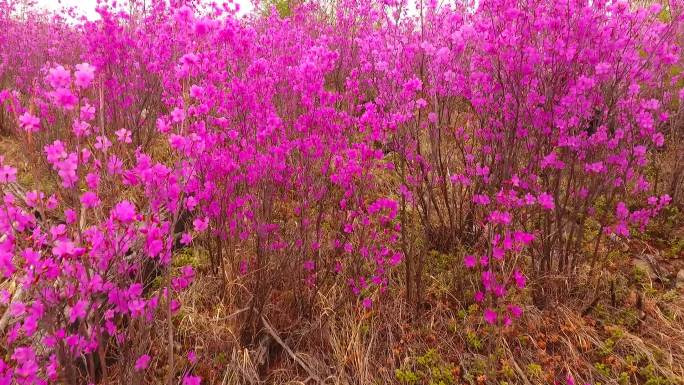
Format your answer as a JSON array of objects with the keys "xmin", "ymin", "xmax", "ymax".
[{"xmin": 33, "ymin": 0, "xmax": 255, "ymax": 20}]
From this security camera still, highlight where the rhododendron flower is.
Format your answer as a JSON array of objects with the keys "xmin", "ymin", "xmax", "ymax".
[
  {"xmin": 474, "ymin": 291, "xmax": 485, "ymax": 303},
  {"xmin": 537, "ymin": 193, "xmax": 555, "ymax": 210},
  {"xmin": 80, "ymin": 191, "xmax": 100, "ymax": 208},
  {"xmin": 483, "ymin": 309, "xmax": 497, "ymax": 325},
  {"xmin": 488, "ymin": 210, "xmax": 511, "ymax": 225},
  {"xmin": 193, "ymin": 217, "xmax": 209, "ymax": 232},
  {"xmin": 660, "ymin": 194, "xmax": 672, "ymax": 206},
  {"xmin": 112, "ymin": 200, "xmax": 136, "ymax": 223},
  {"xmin": 74, "ymin": 63, "xmax": 95, "ymax": 88},
  {"xmin": 64, "ymin": 209, "xmax": 77, "ymax": 224},
  {"xmin": 72, "ymin": 120, "xmax": 91, "ymax": 137},
  {"xmin": 94, "ymin": 135, "xmax": 112, "ymax": 151},
  {"xmin": 362, "ymin": 297, "xmax": 372, "ymax": 309},
  {"xmin": 513, "ymin": 270, "xmax": 526, "ymax": 289},
  {"xmin": 475, "ymin": 164, "xmax": 490, "ymax": 177},
  {"xmin": 52, "ymin": 240, "xmax": 76, "ymax": 257},
  {"xmin": 508, "ymin": 305, "xmax": 522, "ymax": 319},
  {"xmin": 190, "ymin": 85, "xmax": 204, "ymax": 99},
  {"xmin": 303, "ymin": 260, "xmax": 315, "ymax": 271},
  {"xmin": 68, "ymin": 300, "xmax": 88, "ymax": 323},
  {"xmin": 46, "ymin": 65, "xmax": 70, "ymax": 88},
  {"xmin": 180, "ymin": 232, "xmax": 193, "ymax": 245},
  {"xmin": 616, "ymin": 202, "xmax": 629, "ymax": 219},
  {"xmin": 183, "ymin": 375, "xmax": 201, "ymax": 385},
  {"xmin": 473, "ymin": 194, "xmax": 490, "ymax": 205},
  {"xmin": 9, "ymin": 302, "xmax": 26, "ymax": 317},
  {"xmin": 652, "ymin": 132, "xmax": 664, "ymax": 147},
  {"xmin": 18, "ymin": 112, "xmax": 40, "ymax": 132},
  {"xmin": 171, "ymin": 107, "xmax": 186, "ymax": 122},
  {"xmin": 0, "ymin": 165, "xmax": 17, "ymax": 184},
  {"xmin": 134, "ymin": 354, "xmax": 151, "ymax": 371},
  {"xmin": 187, "ymin": 350, "xmax": 197, "ymax": 364},
  {"xmin": 115, "ymin": 128, "xmax": 132, "ymax": 143},
  {"xmin": 53, "ymin": 87, "xmax": 78, "ymax": 110},
  {"xmin": 585, "ymin": 162, "xmax": 604, "ymax": 173},
  {"xmin": 174, "ymin": 5, "xmax": 194, "ymax": 23}
]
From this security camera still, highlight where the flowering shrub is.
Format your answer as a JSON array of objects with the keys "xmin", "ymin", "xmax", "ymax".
[
  {"xmin": 0, "ymin": 0, "xmax": 682, "ymax": 383},
  {"xmin": 0, "ymin": 61, "xmax": 198, "ymax": 383}
]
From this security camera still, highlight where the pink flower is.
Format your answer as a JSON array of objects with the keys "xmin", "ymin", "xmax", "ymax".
[
  {"xmin": 190, "ymin": 85, "xmax": 204, "ymax": 99},
  {"xmin": 584, "ymin": 161, "xmax": 604, "ymax": 173},
  {"xmin": 362, "ymin": 297, "xmax": 373, "ymax": 309},
  {"xmin": 81, "ymin": 191, "xmax": 100, "ymax": 208},
  {"xmin": 74, "ymin": 63, "xmax": 95, "ymax": 88},
  {"xmin": 171, "ymin": 107, "xmax": 186, "ymax": 122},
  {"xmin": 595, "ymin": 62, "xmax": 611, "ymax": 76},
  {"xmin": 46, "ymin": 65, "xmax": 71, "ymax": 88},
  {"xmin": 112, "ymin": 201, "xmax": 136, "ymax": 223},
  {"xmin": 53, "ymin": 87, "xmax": 78, "ymax": 110},
  {"xmin": 475, "ymin": 164, "xmax": 490, "ymax": 177},
  {"xmin": 0, "ymin": 290, "xmax": 10, "ymax": 304},
  {"xmin": 513, "ymin": 270, "xmax": 526, "ymax": 289},
  {"xmin": 303, "ymin": 260, "xmax": 315, "ymax": 271},
  {"xmin": 53, "ymin": 240, "xmax": 76, "ymax": 257},
  {"xmin": 483, "ymin": 309, "xmax": 497, "ymax": 325},
  {"xmin": 9, "ymin": 302, "xmax": 26, "ymax": 317},
  {"xmin": 193, "ymin": 217, "xmax": 209, "ymax": 232},
  {"xmin": 72, "ymin": 120, "xmax": 91, "ymax": 137},
  {"xmin": 0, "ymin": 165, "xmax": 17, "ymax": 184},
  {"xmin": 488, "ymin": 210, "xmax": 511, "ymax": 225},
  {"xmin": 652, "ymin": 132, "xmax": 664, "ymax": 147},
  {"xmin": 537, "ymin": 193, "xmax": 555, "ymax": 210},
  {"xmin": 68, "ymin": 300, "xmax": 88, "ymax": 323},
  {"xmin": 181, "ymin": 232, "xmax": 193, "ymax": 245},
  {"xmin": 508, "ymin": 305, "xmax": 523, "ymax": 318},
  {"xmin": 134, "ymin": 354, "xmax": 151, "ymax": 371},
  {"xmin": 64, "ymin": 209, "xmax": 77, "ymax": 224},
  {"xmin": 183, "ymin": 375, "xmax": 201, "ymax": 385},
  {"xmin": 115, "ymin": 128, "xmax": 132, "ymax": 143},
  {"xmin": 187, "ymin": 350, "xmax": 197, "ymax": 364},
  {"xmin": 174, "ymin": 5, "xmax": 194, "ymax": 23},
  {"xmin": 19, "ymin": 112, "xmax": 40, "ymax": 132},
  {"xmin": 45, "ymin": 140, "xmax": 67, "ymax": 163},
  {"xmin": 616, "ymin": 202, "xmax": 629, "ymax": 219},
  {"xmin": 473, "ymin": 194, "xmax": 490, "ymax": 205},
  {"xmin": 474, "ymin": 291, "xmax": 485, "ymax": 302},
  {"xmin": 463, "ymin": 254, "xmax": 477, "ymax": 268}
]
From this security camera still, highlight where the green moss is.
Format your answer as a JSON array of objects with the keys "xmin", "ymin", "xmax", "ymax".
[
  {"xmin": 594, "ymin": 362, "xmax": 611, "ymax": 377},
  {"xmin": 465, "ymin": 331, "xmax": 482, "ymax": 351},
  {"xmin": 395, "ymin": 349, "xmax": 457, "ymax": 385},
  {"xmin": 617, "ymin": 371, "xmax": 630, "ymax": 385},
  {"xmin": 173, "ymin": 246, "xmax": 210, "ymax": 270},
  {"xmin": 639, "ymin": 364, "xmax": 673, "ymax": 385},
  {"xmin": 395, "ymin": 368, "xmax": 420, "ymax": 385},
  {"xmin": 525, "ymin": 363, "xmax": 542, "ymax": 379}
]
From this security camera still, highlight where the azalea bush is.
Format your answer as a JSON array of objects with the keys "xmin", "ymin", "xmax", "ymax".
[
  {"xmin": 0, "ymin": 57, "xmax": 206, "ymax": 384},
  {"xmin": 0, "ymin": 0, "xmax": 682, "ymax": 383}
]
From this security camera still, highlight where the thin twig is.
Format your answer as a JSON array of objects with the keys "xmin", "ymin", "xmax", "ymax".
[{"xmin": 261, "ymin": 316, "xmax": 322, "ymax": 384}]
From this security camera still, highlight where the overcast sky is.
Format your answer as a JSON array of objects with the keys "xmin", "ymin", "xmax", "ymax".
[{"xmin": 33, "ymin": 0, "xmax": 254, "ymax": 19}]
